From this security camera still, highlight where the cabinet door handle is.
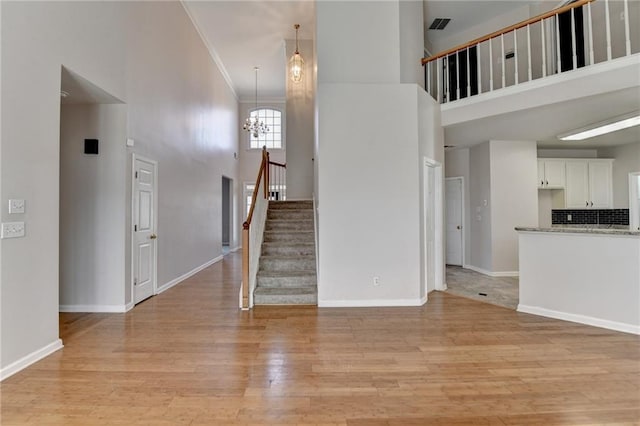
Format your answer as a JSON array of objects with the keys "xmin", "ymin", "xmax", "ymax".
[
  {"xmin": 541, "ymin": 180, "xmax": 544, "ymax": 186},
  {"xmin": 590, "ymin": 201, "xmax": 593, "ymax": 207},
  {"xmin": 546, "ymin": 180, "xmax": 548, "ymax": 185},
  {"xmin": 586, "ymin": 201, "xmax": 588, "ymax": 207}
]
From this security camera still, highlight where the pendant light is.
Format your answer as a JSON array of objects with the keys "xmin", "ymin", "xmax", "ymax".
[
  {"xmin": 243, "ymin": 67, "xmax": 269, "ymax": 138},
  {"xmin": 289, "ymin": 24, "xmax": 304, "ymax": 83}
]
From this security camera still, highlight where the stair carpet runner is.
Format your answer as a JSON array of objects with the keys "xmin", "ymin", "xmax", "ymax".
[{"xmin": 253, "ymin": 200, "xmax": 318, "ymax": 305}]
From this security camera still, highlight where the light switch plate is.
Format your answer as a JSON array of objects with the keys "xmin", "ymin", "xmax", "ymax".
[
  {"xmin": 1, "ymin": 222, "xmax": 25, "ymax": 238},
  {"xmin": 126, "ymin": 138, "xmax": 135, "ymax": 147},
  {"xmin": 9, "ymin": 199, "xmax": 25, "ymax": 214}
]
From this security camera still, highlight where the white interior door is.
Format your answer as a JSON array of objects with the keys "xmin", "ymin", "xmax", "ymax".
[
  {"xmin": 425, "ymin": 165, "xmax": 436, "ymax": 292},
  {"xmin": 133, "ymin": 156, "xmax": 157, "ymax": 304},
  {"xmin": 445, "ymin": 178, "xmax": 463, "ymax": 266}
]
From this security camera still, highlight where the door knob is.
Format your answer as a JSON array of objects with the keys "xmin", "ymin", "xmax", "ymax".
[
  {"xmin": 150, "ymin": 234, "xmax": 157, "ymax": 240},
  {"xmin": 456, "ymin": 225, "xmax": 462, "ymax": 230}
]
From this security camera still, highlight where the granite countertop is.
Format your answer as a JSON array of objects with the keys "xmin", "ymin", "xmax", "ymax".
[{"xmin": 515, "ymin": 225, "xmax": 640, "ymax": 236}]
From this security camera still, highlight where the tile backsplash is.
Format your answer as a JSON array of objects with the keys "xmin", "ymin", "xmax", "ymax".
[{"xmin": 552, "ymin": 209, "xmax": 629, "ymax": 226}]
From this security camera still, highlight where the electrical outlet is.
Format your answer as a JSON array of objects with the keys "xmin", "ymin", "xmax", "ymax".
[
  {"xmin": 373, "ymin": 276, "xmax": 380, "ymax": 286},
  {"xmin": 9, "ymin": 199, "xmax": 25, "ymax": 214},
  {"xmin": 1, "ymin": 222, "xmax": 25, "ymax": 238}
]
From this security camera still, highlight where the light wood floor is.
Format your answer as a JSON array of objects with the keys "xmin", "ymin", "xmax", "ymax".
[{"xmin": 2, "ymin": 253, "xmax": 639, "ymax": 425}]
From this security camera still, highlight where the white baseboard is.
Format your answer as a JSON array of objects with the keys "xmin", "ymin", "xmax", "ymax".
[
  {"xmin": 0, "ymin": 339, "xmax": 63, "ymax": 381},
  {"xmin": 517, "ymin": 304, "xmax": 640, "ymax": 335},
  {"xmin": 463, "ymin": 264, "xmax": 519, "ymax": 277},
  {"xmin": 156, "ymin": 255, "xmax": 223, "ymax": 295},
  {"xmin": 125, "ymin": 301, "xmax": 135, "ymax": 312},
  {"xmin": 230, "ymin": 246, "xmax": 241, "ymax": 253},
  {"xmin": 319, "ymin": 297, "xmax": 427, "ymax": 308},
  {"xmin": 59, "ymin": 304, "xmax": 129, "ymax": 313}
]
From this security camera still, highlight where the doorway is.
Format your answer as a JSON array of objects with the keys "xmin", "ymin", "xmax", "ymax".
[
  {"xmin": 423, "ymin": 158, "xmax": 444, "ymax": 297},
  {"xmin": 222, "ymin": 176, "xmax": 233, "ymax": 255},
  {"xmin": 132, "ymin": 155, "xmax": 158, "ymax": 305},
  {"xmin": 445, "ymin": 177, "xmax": 464, "ymax": 266},
  {"xmin": 59, "ymin": 67, "xmax": 127, "ymax": 313}
]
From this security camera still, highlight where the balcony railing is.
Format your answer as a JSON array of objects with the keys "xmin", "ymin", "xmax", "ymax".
[{"xmin": 422, "ymin": 0, "xmax": 638, "ymax": 104}]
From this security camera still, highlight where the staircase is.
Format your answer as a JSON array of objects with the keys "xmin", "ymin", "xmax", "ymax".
[{"xmin": 254, "ymin": 200, "xmax": 317, "ymax": 305}]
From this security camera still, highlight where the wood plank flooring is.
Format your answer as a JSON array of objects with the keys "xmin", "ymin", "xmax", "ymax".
[{"xmin": 2, "ymin": 252, "xmax": 639, "ymax": 425}]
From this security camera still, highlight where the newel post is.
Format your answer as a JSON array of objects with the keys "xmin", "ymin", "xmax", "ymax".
[{"xmin": 241, "ymin": 221, "xmax": 250, "ymax": 309}]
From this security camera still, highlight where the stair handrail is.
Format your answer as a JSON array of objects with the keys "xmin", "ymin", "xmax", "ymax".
[
  {"xmin": 421, "ymin": 0, "xmax": 594, "ymax": 65},
  {"xmin": 241, "ymin": 147, "xmax": 269, "ymax": 309}
]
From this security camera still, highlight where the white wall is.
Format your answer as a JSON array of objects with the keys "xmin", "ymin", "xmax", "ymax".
[
  {"xmin": 59, "ymin": 104, "xmax": 127, "ymax": 309},
  {"xmin": 317, "ymin": 1, "xmax": 401, "ymax": 84},
  {"xmin": 468, "ymin": 142, "xmax": 492, "ymax": 272},
  {"xmin": 444, "ymin": 148, "xmax": 471, "ymax": 265},
  {"xmin": 399, "ymin": 0, "xmax": 425, "ymax": 87},
  {"xmin": 537, "ymin": 149, "xmax": 599, "ymax": 158},
  {"xmin": 316, "ymin": 0, "xmax": 442, "ymax": 305},
  {"xmin": 599, "ymin": 142, "xmax": 640, "ymax": 208},
  {"xmin": 317, "ymin": 84, "xmax": 427, "ymax": 305},
  {"xmin": 490, "ymin": 140, "xmax": 538, "ymax": 273},
  {"xmin": 285, "ymin": 39, "xmax": 315, "ymax": 200},
  {"xmin": 1, "ymin": 2, "xmax": 239, "ymax": 374}
]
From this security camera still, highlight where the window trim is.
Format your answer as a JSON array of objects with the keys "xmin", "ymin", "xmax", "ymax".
[{"xmin": 245, "ymin": 106, "xmax": 285, "ymax": 151}]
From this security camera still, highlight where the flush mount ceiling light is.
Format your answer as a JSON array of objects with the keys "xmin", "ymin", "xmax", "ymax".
[
  {"xmin": 289, "ymin": 24, "xmax": 304, "ymax": 83},
  {"xmin": 243, "ymin": 67, "xmax": 269, "ymax": 138},
  {"xmin": 559, "ymin": 112, "xmax": 640, "ymax": 141}
]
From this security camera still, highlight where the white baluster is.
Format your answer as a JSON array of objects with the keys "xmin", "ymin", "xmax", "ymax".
[
  {"xmin": 588, "ymin": 1, "xmax": 594, "ymax": 65},
  {"xmin": 624, "ymin": 0, "xmax": 631, "ymax": 56},
  {"xmin": 605, "ymin": 0, "xmax": 612, "ymax": 60},
  {"xmin": 541, "ymin": 19, "xmax": 547, "ymax": 77},
  {"xmin": 501, "ymin": 34, "xmax": 506, "ymax": 88},
  {"xmin": 555, "ymin": 13, "xmax": 561, "ymax": 73},
  {"xmin": 489, "ymin": 39, "xmax": 494, "ymax": 91},
  {"xmin": 426, "ymin": 62, "xmax": 431, "ymax": 97},
  {"xmin": 437, "ymin": 57, "xmax": 442, "ymax": 103},
  {"xmin": 466, "ymin": 48, "xmax": 471, "ymax": 96},
  {"xmin": 571, "ymin": 7, "xmax": 577, "ymax": 70},
  {"xmin": 455, "ymin": 50, "xmax": 460, "ymax": 100},
  {"xmin": 514, "ymin": 30, "xmax": 519, "ymax": 84},
  {"xmin": 477, "ymin": 43, "xmax": 482, "ymax": 94},
  {"xmin": 527, "ymin": 24, "xmax": 532, "ymax": 81}
]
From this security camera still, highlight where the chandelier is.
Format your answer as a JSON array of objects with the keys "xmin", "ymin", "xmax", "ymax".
[
  {"xmin": 243, "ymin": 67, "xmax": 269, "ymax": 138},
  {"xmin": 289, "ymin": 24, "xmax": 304, "ymax": 83}
]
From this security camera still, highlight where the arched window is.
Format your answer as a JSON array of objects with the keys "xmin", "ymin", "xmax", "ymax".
[{"xmin": 248, "ymin": 108, "xmax": 282, "ymax": 149}]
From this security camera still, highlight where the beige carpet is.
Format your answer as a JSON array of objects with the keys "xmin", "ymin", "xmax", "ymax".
[{"xmin": 445, "ymin": 266, "xmax": 518, "ymax": 309}]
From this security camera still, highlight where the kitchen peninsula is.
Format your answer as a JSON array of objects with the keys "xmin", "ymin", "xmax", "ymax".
[{"xmin": 516, "ymin": 226, "xmax": 640, "ymax": 334}]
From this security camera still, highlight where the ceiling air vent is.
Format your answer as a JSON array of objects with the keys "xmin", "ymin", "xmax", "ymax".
[{"xmin": 429, "ymin": 18, "xmax": 451, "ymax": 30}]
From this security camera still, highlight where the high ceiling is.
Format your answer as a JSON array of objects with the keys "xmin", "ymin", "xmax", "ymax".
[
  {"xmin": 184, "ymin": 1, "xmax": 638, "ymax": 148},
  {"xmin": 183, "ymin": 1, "xmax": 315, "ymax": 101}
]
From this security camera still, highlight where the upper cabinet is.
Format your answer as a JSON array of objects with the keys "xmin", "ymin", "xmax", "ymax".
[
  {"xmin": 565, "ymin": 159, "xmax": 613, "ymax": 208},
  {"xmin": 538, "ymin": 159, "xmax": 566, "ymax": 188}
]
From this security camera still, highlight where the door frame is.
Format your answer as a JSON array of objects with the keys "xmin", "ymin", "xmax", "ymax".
[
  {"xmin": 423, "ymin": 158, "xmax": 445, "ymax": 294},
  {"xmin": 629, "ymin": 172, "xmax": 640, "ymax": 231},
  {"xmin": 130, "ymin": 153, "xmax": 159, "ymax": 305},
  {"xmin": 445, "ymin": 176, "xmax": 466, "ymax": 267}
]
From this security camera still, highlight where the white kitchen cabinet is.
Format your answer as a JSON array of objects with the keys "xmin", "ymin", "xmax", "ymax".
[
  {"xmin": 564, "ymin": 159, "xmax": 613, "ymax": 208},
  {"xmin": 538, "ymin": 159, "xmax": 566, "ymax": 188}
]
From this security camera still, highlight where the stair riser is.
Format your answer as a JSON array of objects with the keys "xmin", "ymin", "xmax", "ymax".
[
  {"xmin": 269, "ymin": 202, "xmax": 313, "ymax": 210},
  {"xmin": 266, "ymin": 221, "xmax": 314, "ymax": 231},
  {"xmin": 260, "ymin": 257, "xmax": 316, "ymax": 271},
  {"xmin": 257, "ymin": 275, "xmax": 317, "ymax": 288},
  {"xmin": 263, "ymin": 232, "xmax": 314, "ymax": 243},
  {"xmin": 254, "ymin": 293, "xmax": 317, "ymax": 305},
  {"xmin": 268, "ymin": 210, "xmax": 314, "ymax": 220},
  {"xmin": 262, "ymin": 245, "xmax": 315, "ymax": 256}
]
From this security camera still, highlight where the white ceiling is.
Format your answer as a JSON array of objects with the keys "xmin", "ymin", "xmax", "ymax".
[
  {"xmin": 184, "ymin": 1, "xmax": 638, "ymax": 148},
  {"xmin": 444, "ymin": 87, "xmax": 640, "ymax": 149},
  {"xmin": 184, "ymin": 1, "xmax": 315, "ymax": 101}
]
